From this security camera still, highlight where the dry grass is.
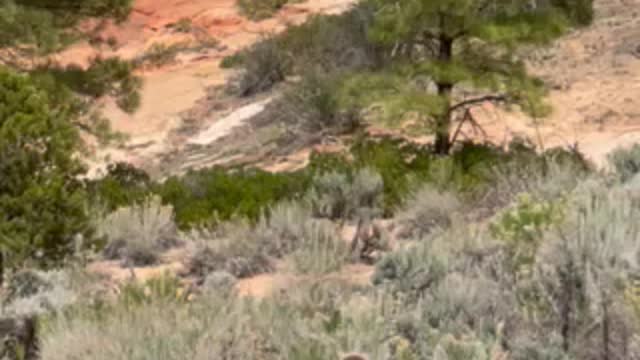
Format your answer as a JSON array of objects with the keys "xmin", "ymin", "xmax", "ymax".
[
  {"xmin": 184, "ymin": 200, "xmax": 352, "ymax": 278},
  {"xmin": 40, "ymin": 282, "xmax": 391, "ymax": 360},
  {"xmin": 395, "ymin": 184, "xmax": 460, "ymax": 239},
  {"xmin": 98, "ymin": 196, "xmax": 179, "ymax": 266},
  {"xmin": 289, "ymin": 219, "xmax": 350, "ymax": 274}
]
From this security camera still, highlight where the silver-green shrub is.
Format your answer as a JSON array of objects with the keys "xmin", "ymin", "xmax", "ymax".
[
  {"xmin": 309, "ymin": 168, "xmax": 384, "ymax": 222},
  {"xmin": 99, "ymin": 196, "xmax": 179, "ymax": 266},
  {"xmin": 608, "ymin": 144, "xmax": 640, "ymax": 182},
  {"xmin": 396, "ymin": 184, "xmax": 460, "ymax": 239}
]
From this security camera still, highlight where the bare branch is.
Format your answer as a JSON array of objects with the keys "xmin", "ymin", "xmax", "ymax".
[{"xmin": 450, "ymin": 108, "xmax": 488, "ymax": 145}]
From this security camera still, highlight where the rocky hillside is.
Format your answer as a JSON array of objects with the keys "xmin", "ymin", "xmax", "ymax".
[
  {"xmin": 75, "ymin": 0, "xmax": 640, "ymax": 176},
  {"xmin": 65, "ymin": 0, "xmax": 356, "ymax": 176},
  {"xmin": 472, "ymin": 0, "xmax": 640, "ymax": 165}
]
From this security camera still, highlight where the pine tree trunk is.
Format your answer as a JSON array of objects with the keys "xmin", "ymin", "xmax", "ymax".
[
  {"xmin": 434, "ymin": 36, "xmax": 454, "ymax": 155},
  {"xmin": 434, "ymin": 84, "xmax": 452, "ymax": 155}
]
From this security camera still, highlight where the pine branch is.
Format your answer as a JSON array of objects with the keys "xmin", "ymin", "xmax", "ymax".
[{"xmin": 449, "ymin": 94, "xmax": 509, "ymax": 114}]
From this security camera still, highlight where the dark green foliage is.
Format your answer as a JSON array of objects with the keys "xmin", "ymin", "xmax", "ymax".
[
  {"xmin": 275, "ymin": 6, "xmax": 382, "ymax": 74},
  {"xmin": 310, "ymin": 138, "xmax": 505, "ymax": 214},
  {"xmin": 219, "ymin": 53, "xmax": 245, "ymax": 69},
  {"xmin": 89, "ymin": 138, "xmax": 589, "ymax": 233},
  {"xmin": 27, "ymin": 64, "xmax": 131, "ymax": 145},
  {"xmin": 90, "ymin": 164, "xmax": 313, "ymax": 230},
  {"xmin": 0, "ymin": 1, "xmax": 139, "ymax": 142},
  {"xmin": 0, "ymin": 0, "xmax": 133, "ymax": 56},
  {"xmin": 551, "ymin": 0, "xmax": 594, "ymax": 26},
  {"xmin": 230, "ymin": 4, "xmax": 384, "ymax": 96},
  {"xmin": 347, "ymin": 0, "xmax": 592, "ymax": 154},
  {"xmin": 88, "ymin": 162, "xmax": 152, "ymax": 211},
  {"xmin": 237, "ymin": 0, "xmax": 289, "ymax": 20},
  {"xmin": 82, "ymin": 139, "xmax": 587, "ymax": 267},
  {"xmin": 0, "ymin": 67, "xmax": 90, "ymax": 270},
  {"xmin": 230, "ymin": 38, "xmax": 290, "ymax": 96},
  {"xmin": 32, "ymin": 57, "xmax": 142, "ymax": 113},
  {"xmin": 277, "ymin": 72, "xmax": 360, "ymax": 136},
  {"xmin": 349, "ymin": 139, "xmax": 434, "ymax": 212},
  {"xmin": 155, "ymin": 168, "xmax": 311, "ymax": 228}
]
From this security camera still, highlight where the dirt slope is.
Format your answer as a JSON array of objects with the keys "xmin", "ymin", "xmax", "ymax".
[
  {"xmin": 468, "ymin": 0, "xmax": 640, "ymax": 165},
  {"xmin": 79, "ymin": 0, "xmax": 640, "ymax": 175},
  {"xmin": 67, "ymin": 0, "xmax": 356, "ymax": 175}
]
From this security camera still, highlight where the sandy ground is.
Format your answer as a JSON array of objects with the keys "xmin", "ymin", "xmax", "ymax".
[
  {"xmin": 74, "ymin": 0, "xmax": 640, "ymax": 176},
  {"xmin": 463, "ymin": 0, "xmax": 640, "ymax": 166},
  {"xmin": 56, "ymin": 0, "xmax": 357, "ymax": 176}
]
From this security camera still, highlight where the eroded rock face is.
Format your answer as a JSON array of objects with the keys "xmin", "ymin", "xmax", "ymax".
[{"xmin": 0, "ymin": 316, "xmax": 38, "ymax": 360}]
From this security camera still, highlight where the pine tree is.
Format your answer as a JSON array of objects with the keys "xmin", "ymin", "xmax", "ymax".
[
  {"xmin": 0, "ymin": 67, "xmax": 90, "ymax": 277},
  {"xmin": 0, "ymin": 0, "xmax": 140, "ymax": 120},
  {"xmin": 0, "ymin": 0, "xmax": 132, "ymax": 57},
  {"xmin": 0, "ymin": 2, "xmax": 134, "ymax": 280},
  {"xmin": 343, "ymin": 0, "xmax": 592, "ymax": 154}
]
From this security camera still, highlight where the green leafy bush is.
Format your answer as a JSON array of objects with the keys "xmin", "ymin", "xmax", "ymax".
[
  {"xmin": 309, "ymin": 139, "xmax": 506, "ymax": 214},
  {"xmin": 490, "ymin": 193, "xmax": 564, "ymax": 272},
  {"xmin": 87, "ymin": 139, "xmax": 588, "ymax": 239},
  {"xmin": 551, "ymin": 0, "xmax": 595, "ymax": 26},
  {"xmin": 0, "ymin": 68, "xmax": 90, "ymax": 271},
  {"xmin": 88, "ymin": 162, "xmax": 153, "ymax": 211},
  {"xmin": 219, "ymin": 53, "xmax": 245, "ymax": 69},
  {"xmin": 491, "ymin": 194, "xmax": 564, "ymax": 244},
  {"xmin": 230, "ymin": 4, "xmax": 383, "ymax": 95},
  {"xmin": 228, "ymin": 38, "xmax": 290, "ymax": 96},
  {"xmin": 33, "ymin": 57, "xmax": 142, "ymax": 113},
  {"xmin": 155, "ymin": 167, "xmax": 311, "ymax": 228},
  {"xmin": 277, "ymin": 72, "xmax": 360, "ymax": 136}
]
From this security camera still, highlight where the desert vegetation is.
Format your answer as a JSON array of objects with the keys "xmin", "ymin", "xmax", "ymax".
[
  {"xmin": 11, "ymin": 0, "xmax": 640, "ymax": 360},
  {"xmin": 237, "ymin": 0, "xmax": 291, "ymax": 20},
  {"xmin": 9, "ymin": 139, "xmax": 640, "ymax": 359}
]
